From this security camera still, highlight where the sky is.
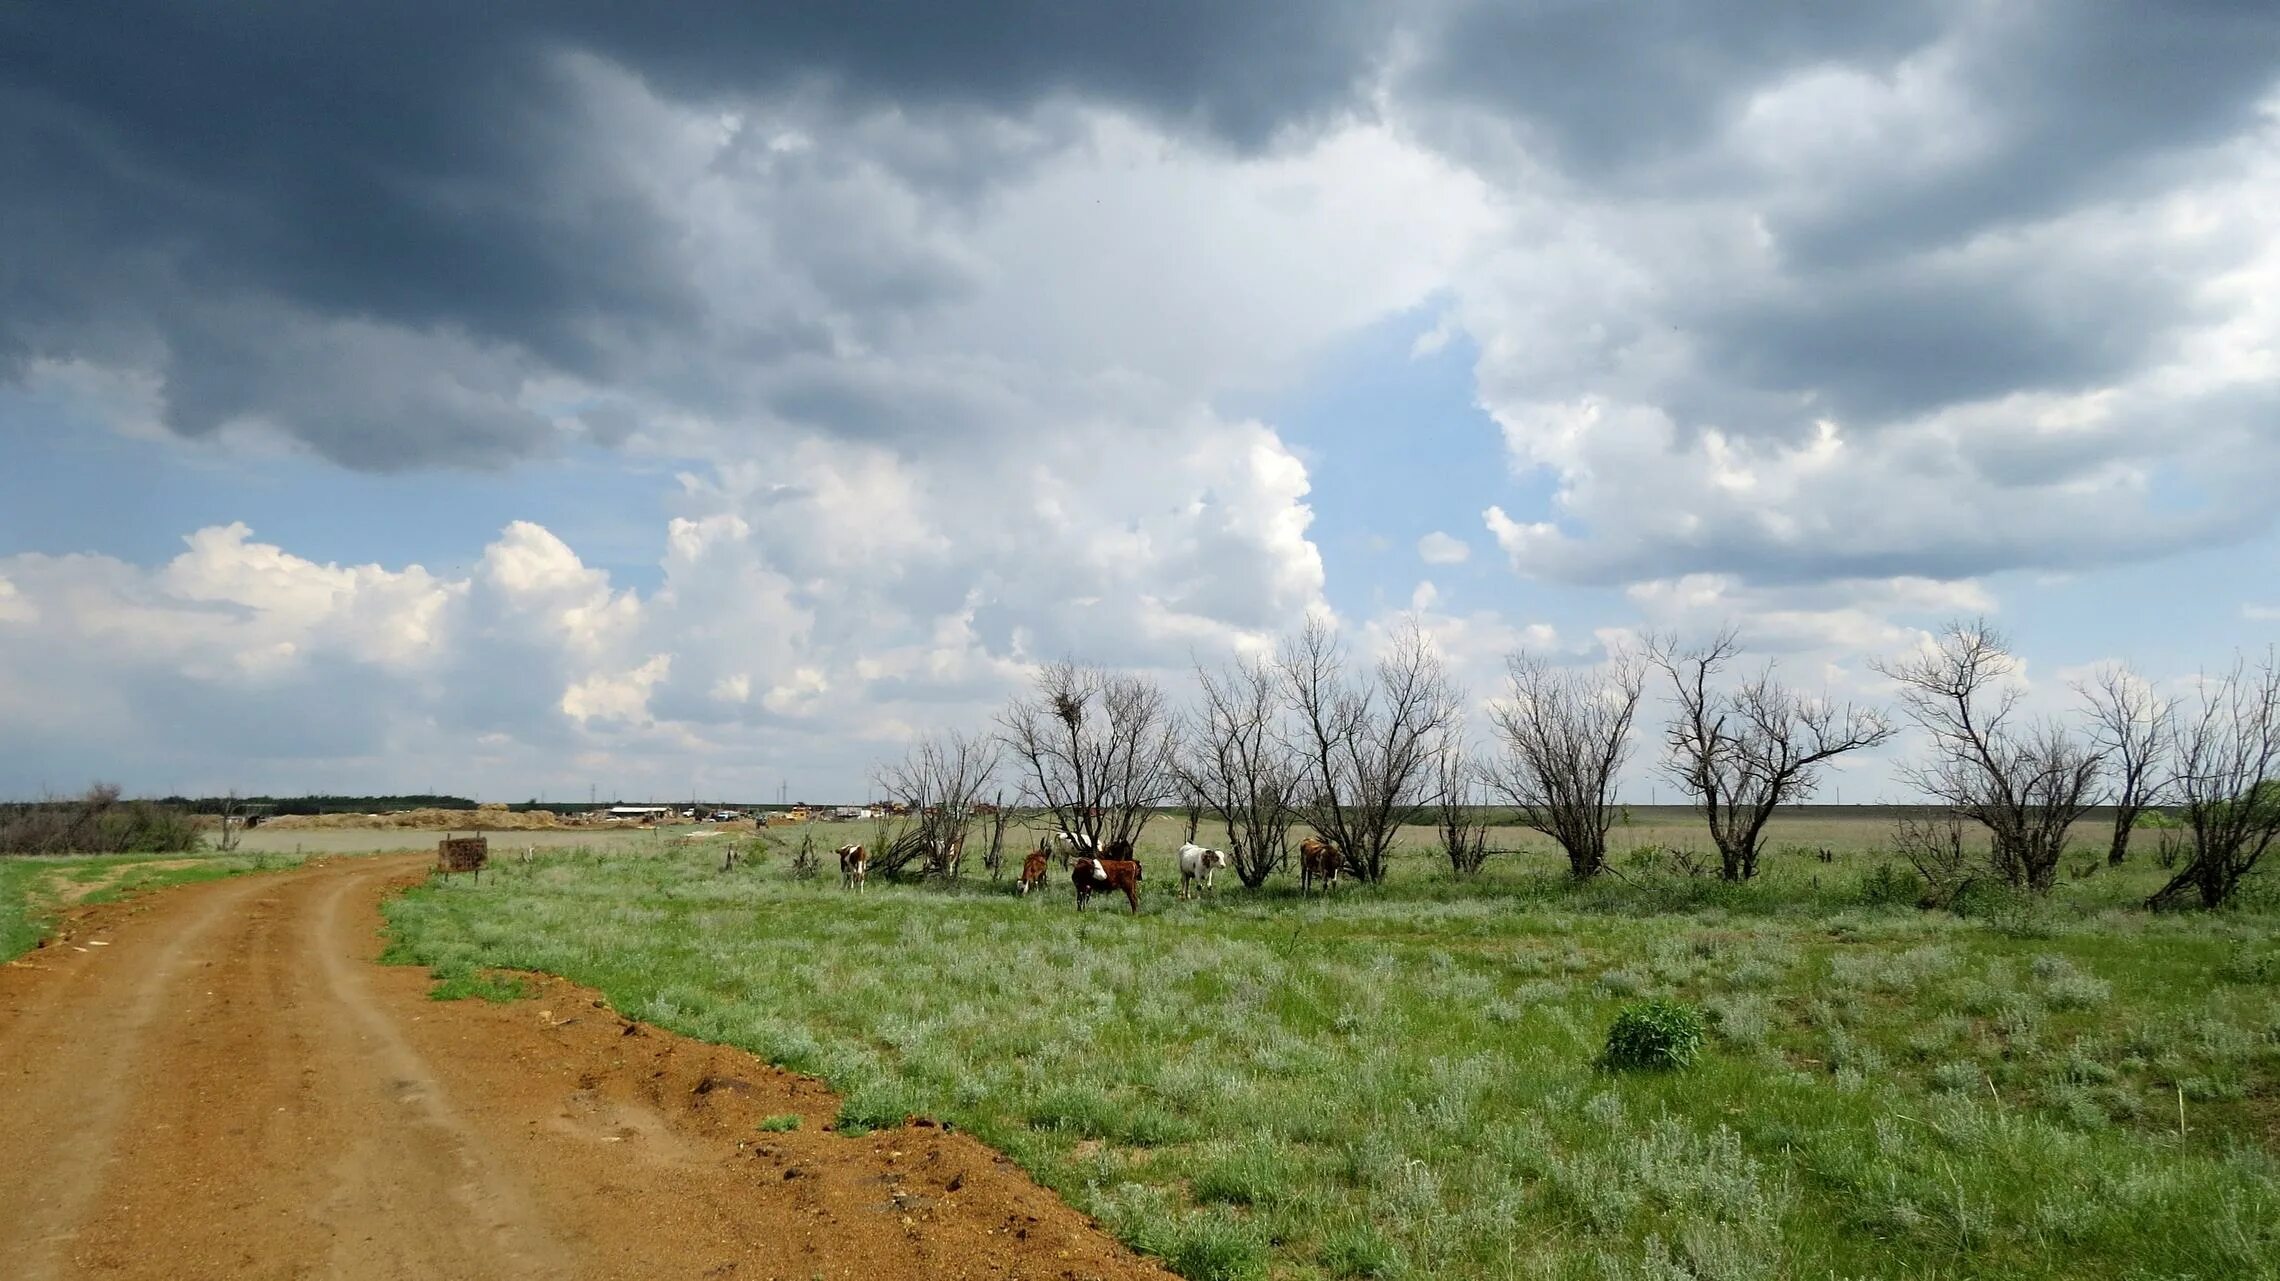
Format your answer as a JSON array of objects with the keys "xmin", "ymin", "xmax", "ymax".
[{"xmin": 3, "ymin": 2, "xmax": 2279, "ymax": 804}]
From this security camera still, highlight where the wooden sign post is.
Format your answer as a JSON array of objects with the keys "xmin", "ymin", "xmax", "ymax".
[{"xmin": 437, "ymin": 834, "xmax": 489, "ymax": 884}]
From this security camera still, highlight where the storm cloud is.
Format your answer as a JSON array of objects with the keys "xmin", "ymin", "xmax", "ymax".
[{"xmin": 5, "ymin": 3, "xmax": 2280, "ymax": 794}]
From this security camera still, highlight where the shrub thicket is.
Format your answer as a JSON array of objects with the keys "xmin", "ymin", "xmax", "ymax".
[{"xmin": 0, "ymin": 785, "xmax": 203, "ymax": 855}]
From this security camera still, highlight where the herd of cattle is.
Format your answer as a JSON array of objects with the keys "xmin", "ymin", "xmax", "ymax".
[{"xmin": 831, "ymin": 831, "xmax": 1344, "ymax": 913}]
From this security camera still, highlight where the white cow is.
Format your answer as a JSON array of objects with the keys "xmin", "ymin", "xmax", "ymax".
[{"xmin": 1177, "ymin": 842, "xmax": 1231, "ymax": 899}]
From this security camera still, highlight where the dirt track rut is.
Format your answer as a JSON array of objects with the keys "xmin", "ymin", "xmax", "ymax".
[{"xmin": 0, "ymin": 855, "xmax": 1171, "ymax": 1281}]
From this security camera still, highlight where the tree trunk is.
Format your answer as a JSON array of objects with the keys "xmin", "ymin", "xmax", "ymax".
[
  {"xmin": 1566, "ymin": 834, "xmax": 1605, "ymax": 879},
  {"xmin": 2106, "ymin": 815, "xmax": 2133, "ymax": 866},
  {"xmin": 2027, "ymin": 856, "xmax": 2059, "ymax": 894}
]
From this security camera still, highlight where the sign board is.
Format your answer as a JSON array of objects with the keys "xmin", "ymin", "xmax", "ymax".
[{"xmin": 437, "ymin": 835, "xmax": 489, "ymax": 879}]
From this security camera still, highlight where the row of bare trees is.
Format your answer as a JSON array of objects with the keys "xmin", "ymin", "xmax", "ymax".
[
  {"xmin": 866, "ymin": 615, "xmax": 2280, "ymax": 908},
  {"xmin": 1877, "ymin": 619, "xmax": 2280, "ymax": 909}
]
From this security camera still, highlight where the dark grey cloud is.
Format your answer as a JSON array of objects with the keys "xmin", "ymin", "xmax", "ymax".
[
  {"xmin": 1418, "ymin": 1, "xmax": 2280, "ymax": 465},
  {"xmin": 1681, "ymin": 248, "xmax": 2196, "ymax": 426},
  {"xmin": 1411, "ymin": 0, "xmax": 1946, "ymax": 177},
  {"xmin": 1770, "ymin": 1, "xmax": 2280, "ymax": 267},
  {"xmin": 7, "ymin": 0, "xmax": 2279, "ymax": 485},
  {"xmin": 0, "ymin": 2, "xmax": 1389, "ymax": 467}
]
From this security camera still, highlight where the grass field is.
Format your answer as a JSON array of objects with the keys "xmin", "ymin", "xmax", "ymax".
[
  {"xmin": 381, "ymin": 815, "xmax": 2280, "ymax": 1280},
  {"xmin": 1, "ymin": 851, "xmax": 301, "ymax": 960}
]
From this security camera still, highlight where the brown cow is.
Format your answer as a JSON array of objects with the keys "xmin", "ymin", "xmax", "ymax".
[
  {"xmin": 1072, "ymin": 854, "xmax": 1143, "ymax": 914},
  {"xmin": 837, "ymin": 843, "xmax": 868, "ymax": 891},
  {"xmin": 1298, "ymin": 836, "xmax": 1340, "ymax": 892},
  {"xmin": 1017, "ymin": 844, "xmax": 1051, "ymax": 895}
]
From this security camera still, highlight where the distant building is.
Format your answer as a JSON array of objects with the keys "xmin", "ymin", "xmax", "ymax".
[{"xmin": 607, "ymin": 805, "xmax": 674, "ymax": 821}]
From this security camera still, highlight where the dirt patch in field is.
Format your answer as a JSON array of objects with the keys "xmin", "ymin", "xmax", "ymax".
[{"xmin": 0, "ymin": 855, "xmax": 1176, "ymax": 1281}]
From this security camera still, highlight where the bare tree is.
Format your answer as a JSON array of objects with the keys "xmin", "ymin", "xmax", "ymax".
[
  {"xmin": 999, "ymin": 663, "xmax": 1179, "ymax": 851},
  {"xmin": 1180, "ymin": 655, "xmax": 1304, "ymax": 888},
  {"xmin": 1889, "ymin": 808, "xmax": 1974, "ymax": 905},
  {"xmin": 1485, "ymin": 649, "xmax": 1647, "ymax": 879},
  {"xmin": 980, "ymin": 792, "xmax": 1012, "ymax": 880},
  {"xmin": 872, "ymin": 729, "xmax": 999, "ymax": 879},
  {"xmin": 1653, "ymin": 630, "xmax": 1895, "ymax": 881},
  {"xmin": 2151, "ymin": 651, "xmax": 2280, "ymax": 910},
  {"xmin": 1278, "ymin": 618, "xmax": 1464, "ymax": 883},
  {"xmin": 1433, "ymin": 735, "xmax": 1493, "ymax": 878},
  {"xmin": 2076, "ymin": 664, "xmax": 2175, "ymax": 866},
  {"xmin": 1874, "ymin": 619, "xmax": 2105, "ymax": 893},
  {"xmin": 214, "ymin": 789, "xmax": 246, "ymax": 853}
]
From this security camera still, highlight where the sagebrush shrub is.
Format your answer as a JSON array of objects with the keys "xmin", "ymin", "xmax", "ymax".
[
  {"xmin": 1604, "ymin": 999, "xmax": 1708, "ymax": 1071},
  {"xmin": 1859, "ymin": 862, "xmax": 1923, "ymax": 907}
]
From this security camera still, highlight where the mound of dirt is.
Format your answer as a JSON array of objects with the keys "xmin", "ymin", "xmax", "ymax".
[{"xmin": 262, "ymin": 805, "xmax": 574, "ymax": 831}]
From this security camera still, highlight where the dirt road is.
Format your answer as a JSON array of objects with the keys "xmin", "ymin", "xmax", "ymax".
[{"xmin": 0, "ymin": 855, "xmax": 1172, "ymax": 1281}]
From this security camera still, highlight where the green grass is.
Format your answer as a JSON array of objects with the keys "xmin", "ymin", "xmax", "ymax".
[
  {"xmin": 2, "ymin": 851, "xmax": 300, "ymax": 960},
  {"xmin": 380, "ymin": 821, "xmax": 2280, "ymax": 1280}
]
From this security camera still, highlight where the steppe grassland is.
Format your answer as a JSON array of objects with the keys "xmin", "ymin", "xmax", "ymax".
[{"xmin": 382, "ymin": 816, "xmax": 2280, "ymax": 1280}]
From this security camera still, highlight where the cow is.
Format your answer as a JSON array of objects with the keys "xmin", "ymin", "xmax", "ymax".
[
  {"xmin": 1177, "ymin": 842, "xmax": 1231, "ymax": 899},
  {"xmin": 1017, "ymin": 844, "xmax": 1052, "ymax": 895},
  {"xmin": 1051, "ymin": 829, "xmax": 1099, "ymax": 868},
  {"xmin": 928, "ymin": 834, "xmax": 965, "ymax": 879},
  {"xmin": 1072, "ymin": 853, "xmax": 1143, "ymax": 914},
  {"xmin": 1298, "ymin": 837, "xmax": 1341, "ymax": 893},
  {"xmin": 837, "ymin": 843, "xmax": 868, "ymax": 891}
]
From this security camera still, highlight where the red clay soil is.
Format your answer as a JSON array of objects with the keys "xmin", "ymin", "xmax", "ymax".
[{"xmin": 0, "ymin": 854, "xmax": 1176, "ymax": 1281}]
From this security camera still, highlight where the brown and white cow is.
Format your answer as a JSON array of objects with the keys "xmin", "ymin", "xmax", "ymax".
[
  {"xmin": 1072, "ymin": 851, "xmax": 1143, "ymax": 914},
  {"xmin": 1017, "ymin": 844, "xmax": 1052, "ymax": 895},
  {"xmin": 837, "ymin": 843, "xmax": 868, "ymax": 891},
  {"xmin": 1177, "ymin": 842, "xmax": 1231, "ymax": 899},
  {"xmin": 1298, "ymin": 836, "xmax": 1341, "ymax": 892}
]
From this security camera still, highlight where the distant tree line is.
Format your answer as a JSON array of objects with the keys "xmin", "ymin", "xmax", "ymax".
[{"xmin": 154, "ymin": 793, "xmax": 483, "ymax": 817}]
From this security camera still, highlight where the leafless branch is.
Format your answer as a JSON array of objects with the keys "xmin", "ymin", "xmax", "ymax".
[
  {"xmin": 998, "ymin": 662, "xmax": 1178, "ymax": 850},
  {"xmin": 1484, "ymin": 647, "xmax": 1647, "ymax": 879},
  {"xmin": 1277, "ymin": 617, "xmax": 1463, "ymax": 883},
  {"xmin": 871, "ymin": 729, "xmax": 999, "ymax": 879},
  {"xmin": 1179, "ymin": 654, "xmax": 1303, "ymax": 888},
  {"xmin": 2074, "ymin": 663, "xmax": 2176, "ymax": 866},
  {"xmin": 1653, "ymin": 628, "xmax": 1895, "ymax": 881},
  {"xmin": 2150, "ymin": 650, "xmax": 2280, "ymax": 910},
  {"xmin": 1873, "ymin": 618, "xmax": 2105, "ymax": 893}
]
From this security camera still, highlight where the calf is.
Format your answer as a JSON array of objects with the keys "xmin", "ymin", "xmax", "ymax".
[
  {"xmin": 837, "ymin": 843, "xmax": 868, "ymax": 892},
  {"xmin": 1072, "ymin": 855, "xmax": 1143, "ymax": 914},
  {"xmin": 1017, "ymin": 844, "xmax": 1051, "ymax": 895},
  {"xmin": 1177, "ymin": 842, "xmax": 1231, "ymax": 899},
  {"xmin": 1298, "ymin": 837, "xmax": 1341, "ymax": 893}
]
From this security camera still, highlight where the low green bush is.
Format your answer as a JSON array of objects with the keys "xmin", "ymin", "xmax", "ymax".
[{"xmin": 1603, "ymin": 998, "xmax": 1708, "ymax": 1071}]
